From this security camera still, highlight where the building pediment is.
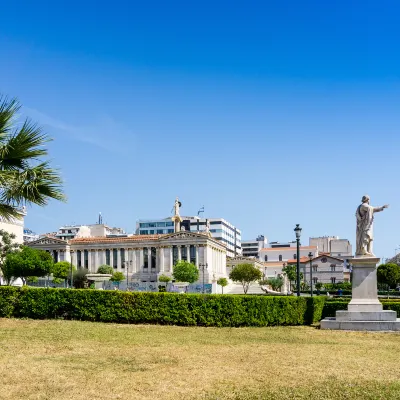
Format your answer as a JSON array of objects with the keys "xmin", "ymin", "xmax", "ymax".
[
  {"xmin": 28, "ymin": 236, "xmax": 68, "ymax": 246},
  {"xmin": 159, "ymin": 231, "xmax": 211, "ymax": 241}
]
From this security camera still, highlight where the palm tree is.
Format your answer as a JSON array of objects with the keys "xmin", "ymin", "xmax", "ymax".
[{"xmin": 0, "ymin": 95, "xmax": 65, "ymax": 219}]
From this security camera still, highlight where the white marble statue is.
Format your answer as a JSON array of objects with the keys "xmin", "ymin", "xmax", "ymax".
[
  {"xmin": 173, "ymin": 197, "xmax": 181, "ymax": 217},
  {"xmin": 356, "ymin": 195, "xmax": 389, "ymax": 256}
]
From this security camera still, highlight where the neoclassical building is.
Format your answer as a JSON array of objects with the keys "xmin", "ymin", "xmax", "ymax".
[{"xmin": 27, "ymin": 231, "xmax": 227, "ymax": 284}]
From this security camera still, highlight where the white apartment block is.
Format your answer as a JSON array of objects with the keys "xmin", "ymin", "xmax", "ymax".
[
  {"xmin": 23, "ymin": 228, "xmax": 39, "ymax": 242},
  {"xmin": 137, "ymin": 217, "xmax": 241, "ymax": 258},
  {"xmin": 56, "ymin": 224, "xmax": 126, "ymax": 241},
  {"xmin": 0, "ymin": 208, "xmax": 26, "ymax": 244},
  {"xmin": 242, "ymin": 235, "xmax": 268, "ymax": 259},
  {"xmin": 309, "ymin": 236, "xmax": 352, "ymax": 258}
]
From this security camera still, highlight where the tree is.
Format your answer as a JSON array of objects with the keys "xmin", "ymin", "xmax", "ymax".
[
  {"xmin": 73, "ymin": 268, "xmax": 89, "ymax": 289},
  {"xmin": 4, "ymin": 246, "xmax": 53, "ymax": 284},
  {"xmin": 52, "ymin": 261, "xmax": 75, "ymax": 286},
  {"xmin": 260, "ymin": 277, "xmax": 284, "ymax": 292},
  {"xmin": 97, "ymin": 265, "xmax": 113, "ymax": 275},
  {"xmin": 315, "ymin": 282, "xmax": 323, "ymax": 291},
  {"xmin": 159, "ymin": 274, "xmax": 171, "ymax": 284},
  {"xmin": 0, "ymin": 95, "xmax": 65, "ymax": 220},
  {"xmin": 282, "ymin": 264, "xmax": 303, "ymax": 290},
  {"xmin": 0, "ymin": 229, "xmax": 20, "ymax": 284},
  {"xmin": 377, "ymin": 263, "xmax": 400, "ymax": 296},
  {"xmin": 173, "ymin": 261, "xmax": 199, "ymax": 284},
  {"xmin": 111, "ymin": 271, "xmax": 125, "ymax": 289},
  {"xmin": 229, "ymin": 263, "xmax": 262, "ymax": 294},
  {"xmin": 217, "ymin": 277, "xmax": 228, "ymax": 294}
]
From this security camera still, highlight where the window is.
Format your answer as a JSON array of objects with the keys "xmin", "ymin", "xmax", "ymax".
[
  {"xmin": 190, "ymin": 245, "xmax": 196, "ymax": 264},
  {"xmin": 181, "ymin": 246, "xmax": 187, "ymax": 260},
  {"xmin": 68, "ymin": 230, "xmax": 72, "ymax": 233},
  {"xmin": 264, "ymin": 255, "xmax": 268, "ymax": 262},
  {"xmin": 293, "ymin": 254, "xmax": 297, "ymax": 260},
  {"xmin": 331, "ymin": 277, "xmax": 336, "ymax": 284},
  {"xmin": 279, "ymin": 255, "xmax": 282, "ymax": 261},
  {"xmin": 330, "ymin": 264, "xmax": 336, "ymax": 272},
  {"xmin": 172, "ymin": 246, "xmax": 178, "ymax": 265},
  {"xmin": 77, "ymin": 250, "xmax": 82, "ymax": 268},
  {"xmin": 313, "ymin": 265, "xmax": 318, "ymax": 272},
  {"xmin": 157, "ymin": 229, "xmax": 164, "ymax": 234},
  {"xmin": 121, "ymin": 249, "xmax": 125, "ymax": 267},
  {"xmin": 313, "ymin": 277, "xmax": 318, "ymax": 284},
  {"xmin": 106, "ymin": 249, "xmax": 110, "ymax": 265}
]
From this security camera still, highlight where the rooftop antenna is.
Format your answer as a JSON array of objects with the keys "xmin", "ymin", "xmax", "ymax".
[{"xmin": 197, "ymin": 206, "xmax": 205, "ymax": 217}]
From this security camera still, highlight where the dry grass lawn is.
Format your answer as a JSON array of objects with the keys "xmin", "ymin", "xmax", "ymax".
[{"xmin": 0, "ymin": 319, "xmax": 400, "ymax": 399}]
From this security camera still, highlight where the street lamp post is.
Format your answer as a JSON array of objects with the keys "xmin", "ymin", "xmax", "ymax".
[
  {"xmin": 294, "ymin": 224, "xmax": 302, "ymax": 297},
  {"xmin": 308, "ymin": 252, "xmax": 313, "ymax": 297},
  {"xmin": 70, "ymin": 252, "xmax": 73, "ymax": 289},
  {"xmin": 199, "ymin": 263, "xmax": 208, "ymax": 294}
]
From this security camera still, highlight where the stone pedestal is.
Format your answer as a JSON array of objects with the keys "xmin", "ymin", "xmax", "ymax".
[{"xmin": 320, "ymin": 257, "xmax": 400, "ymax": 331}]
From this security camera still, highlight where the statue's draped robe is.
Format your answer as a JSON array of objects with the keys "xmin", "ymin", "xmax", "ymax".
[{"xmin": 356, "ymin": 204, "xmax": 384, "ymax": 256}]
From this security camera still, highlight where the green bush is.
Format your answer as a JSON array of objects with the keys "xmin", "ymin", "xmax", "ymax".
[{"xmin": 0, "ymin": 287, "xmax": 324, "ymax": 327}]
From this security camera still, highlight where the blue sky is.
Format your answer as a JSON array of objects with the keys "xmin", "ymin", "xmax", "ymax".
[{"xmin": 1, "ymin": 1, "xmax": 400, "ymax": 258}]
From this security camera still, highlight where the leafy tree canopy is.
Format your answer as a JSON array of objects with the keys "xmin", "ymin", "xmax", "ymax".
[
  {"xmin": 5, "ymin": 246, "xmax": 53, "ymax": 284},
  {"xmin": 0, "ymin": 229, "xmax": 20, "ymax": 284},
  {"xmin": 52, "ymin": 261, "xmax": 74, "ymax": 280},
  {"xmin": 111, "ymin": 271, "xmax": 125, "ymax": 283},
  {"xmin": 172, "ymin": 261, "xmax": 199, "ymax": 284},
  {"xmin": 260, "ymin": 277, "xmax": 284, "ymax": 291},
  {"xmin": 282, "ymin": 264, "xmax": 303, "ymax": 282},
  {"xmin": 229, "ymin": 263, "xmax": 262, "ymax": 294},
  {"xmin": 97, "ymin": 265, "xmax": 114, "ymax": 275},
  {"xmin": 217, "ymin": 277, "xmax": 228, "ymax": 287},
  {"xmin": 159, "ymin": 274, "xmax": 171, "ymax": 284},
  {"xmin": 377, "ymin": 263, "xmax": 400, "ymax": 289}
]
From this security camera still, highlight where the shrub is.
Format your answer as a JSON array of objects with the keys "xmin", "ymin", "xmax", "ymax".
[{"xmin": 0, "ymin": 287, "xmax": 324, "ymax": 327}]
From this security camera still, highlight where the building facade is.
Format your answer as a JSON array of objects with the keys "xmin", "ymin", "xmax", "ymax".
[
  {"xmin": 241, "ymin": 235, "xmax": 268, "ymax": 259},
  {"xmin": 137, "ymin": 217, "xmax": 241, "ymax": 258},
  {"xmin": 55, "ymin": 224, "xmax": 126, "ymax": 241},
  {"xmin": 309, "ymin": 236, "xmax": 352, "ymax": 257},
  {"xmin": 0, "ymin": 208, "xmax": 26, "ymax": 244},
  {"xmin": 300, "ymin": 254, "xmax": 348, "ymax": 284},
  {"xmin": 27, "ymin": 231, "xmax": 227, "ymax": 286}
]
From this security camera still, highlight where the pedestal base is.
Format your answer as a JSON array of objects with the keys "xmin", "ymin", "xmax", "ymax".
[
  {"xmin": 320, "ymin": 318, "xmax": 400, "ymax": 331},
  {"xmin": 320, "ymin": 256, "xmax": 400, "ymax": 331}
]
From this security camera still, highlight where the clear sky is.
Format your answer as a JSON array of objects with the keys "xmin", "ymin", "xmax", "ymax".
[{"xmin": 1, "ymin": 1, "xmax": 400, "ymax": 259}]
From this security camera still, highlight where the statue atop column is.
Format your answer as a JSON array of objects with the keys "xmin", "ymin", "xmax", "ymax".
[
  {"xmin": 171, "ymin": 197, "xmax": 183, "ymax": 233},
  {"xmin": 356, "ymin": 195, "xmax": 389, "ymax": 256}
]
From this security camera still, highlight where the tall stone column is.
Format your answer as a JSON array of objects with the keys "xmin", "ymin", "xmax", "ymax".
[
  {"xmin": 110, "ymin": 249, "xmax": 114, "ymax": 269},
  {"xmin": 178, "ymin": 246, "xmax": 182, "ymax": 261},
  {"xmin": 159, "ymin": 247, "xmax": 165, "ymax": 273},
  {"xmin": 117, "ymin": 249, "xmax": 121, "ymax": 271},
  {"xmin": 147, "ymin": 247, "xmax": 152, "ymax": 270},
  {"xmin": 186, "ymin": 245, "xmax": 190, "ymax": 262},
  {"xmin": 169, "ymin": 246, "xmax": 173, "ymax": 272},
  {"xmin": 195, "ymin": 246, "xmax": 199, "ymax": 267}
]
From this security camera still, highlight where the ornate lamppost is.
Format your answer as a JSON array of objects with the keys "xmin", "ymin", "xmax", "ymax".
[
  {"xmin": 199, "ymin": 263, "xmax": 208, "ymax": 294},
  {"xmin": 308, "ymin": 252, "xmax": 313, "ymax": 297},
  {"xmin": 294, "ymin": 224, "xmax": 302, "ymax": 297}
]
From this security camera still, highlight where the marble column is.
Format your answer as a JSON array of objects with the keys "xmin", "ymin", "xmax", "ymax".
[
  {"xmin": 110, "ymin": 249, "xmax": 114, "ymax": 268},
  {"xmin": 186, "ymin": 245, "xmax": 190, "ymax": 262},
  {"xmin": 195, "ymin": 246, "xmax": 199, "ymax": 267},
  {"xmin": 178, "ymin": 245, "xmax": 182, "ymax": 261},
  {"xmin": 169, "ymin": 247, "xmax": 173, "ymax": 272},
  {"xmin": 159, "ymin": 247, "xmax": 165, "ymax": 273},
  {"xmin": 147, "ymin": 247, "xmax": 152, "ymax": 270}
]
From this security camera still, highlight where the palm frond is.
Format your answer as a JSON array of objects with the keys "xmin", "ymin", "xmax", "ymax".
[
  {"xmin": 0, "ymin": 161, "xmax": 66, "ymax": 206},
  {"xmin": 0, "ymin": 118, "xmax": 50, "ymax": 171},
  {"xmin": 0, "ymin": 203, "xmax": 23, "ymax": 221},
  {"xmin": 0, "ymin": 96, "xmax": 20, "ymax": 142}
]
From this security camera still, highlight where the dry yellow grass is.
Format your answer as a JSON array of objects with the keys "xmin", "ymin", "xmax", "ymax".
[{"xmin": 0, "ymin": 319, "xmax": 399, "ymax": 400}]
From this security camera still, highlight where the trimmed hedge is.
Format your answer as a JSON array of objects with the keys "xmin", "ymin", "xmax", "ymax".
[{"xmin": 0, "ymin": 287, "xmax": 325, "ymax": 327}]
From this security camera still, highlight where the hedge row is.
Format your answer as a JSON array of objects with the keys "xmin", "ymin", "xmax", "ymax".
[
  {"xmin": 0, "ymin": 286, "xmax": 325, "ymax": 327},
  {"xmin": 321, "ymin": 299, "xmax": 400, "ymax": 319}
]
